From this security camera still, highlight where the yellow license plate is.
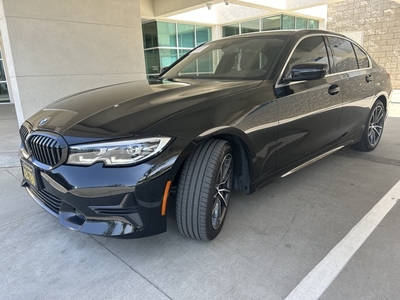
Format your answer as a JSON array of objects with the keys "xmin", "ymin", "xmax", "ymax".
[{"xmin": 22, "ymin": 161, "xmax": 37, "ymax": 189}]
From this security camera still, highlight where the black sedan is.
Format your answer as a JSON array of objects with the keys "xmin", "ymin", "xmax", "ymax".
[{"xmin": 20, "ymin": 30, "xmax": 392, "ymax": 241}]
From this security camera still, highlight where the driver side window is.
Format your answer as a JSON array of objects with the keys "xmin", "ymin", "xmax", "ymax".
[{"xmin": 284, "ymin": 36, "xmax": 330, "ymax": 79}]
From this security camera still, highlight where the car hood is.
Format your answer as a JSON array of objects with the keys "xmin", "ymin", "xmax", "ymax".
[{"xmin": 27, "ymin": 79, "xmax": 261, "ymax": 144}]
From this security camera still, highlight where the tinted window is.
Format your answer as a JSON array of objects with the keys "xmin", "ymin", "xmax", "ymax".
[
  {"xmin": 177, "ymin": 24, "xmax": 195, "ymax": 48},
  {"xmin": 353, "ymin": 44, "xmax": 369, "ymax": 69},
  {"xmin": 285, "ymin": 36, "xmax": 330, "ymax": 77},
  {"xmin": 241, "ymin": 19, "xmax": 260, "ymax": 34},
  {"xmin": 328, "ymin": 37, "xmax": 358, "ymax": 72},
  {"xmin": 164, "ymin": 36, "xmax": 286, "ymax": 79},
  {"xmin": 222, "ymin": 23, "xmax": 239, "ymax": 37}
]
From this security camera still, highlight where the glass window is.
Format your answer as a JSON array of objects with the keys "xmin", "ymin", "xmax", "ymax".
[
  {"xmin": 241, "ymin": 19, "xmax": 259, "ymax": 34},
  {"xmin": 144, "ymin": 49, "xmax": 178, "ymax": 75},
  {"xmin": 179, "ymin": 49, "xmax": 218, "ymax": 76},
  {"xmin": 308, "ymin": 19, "xmax": 319, "ymax": 29},
  {"xmin": 328, "ymin": 37, "xmax": 358, "ymax": 72},
  {"xmin": 164, "ymin": 36, "xmax": 286, "ymax": 80},
  {"xmin": 262, "ymin": 15, "xmax": 281, "ymax": 31},
  {"xmin": 353, "ymin": 44, "xmax": 369, "ymax": 69},
  {"xmin": 0, "ymin": 60, "xmax": 6, "ymax": 81},
  {"xmin": 180, "ymin": 59, "xmax": 197, "ymax": 75},
  {"xmin": 222, "ymin": 23, "xmax": 239, "ymax": 37},
  {"xmin": 178, "ymin": 24, "xmax": 195, "ymax": 48},
  {"xmin": 179, "ymin": 49, "xmax": 190, "ymax": 58},
  {"xmin": 285, "ymin": 36, "xmax": 330, "ymax": 78},
  {"xmin": 282, "ymin": 15, "xmax": 295, "ymax": 29},
  {"xmin": 142, "ymin": 22, "xmax": 158, "ymax": 49},
  {"xmin": 143, "ymin": 22, "xmax": 212, "ymax": 77},
  {"xmin": 157, "ymin": 22, "xmax": 177, "ymax": 47},
  {"xmin": 196, "ymin": 26, "xmax": 211, "ymax": 46},
  {"xmin": 0, "ymin": 82, "xmax": 9, "ymax": 102},
  {"xmin": 144, "ymin": 49, "xmax": 160, "ymax": 74},
  {"xmin": 295, "ymin": 17, "xmax": 308, "ymax": 29},
  {"xmin": 0, "ymin": 48, "xmax": 9, "ymax": 102},
  {"xmin": 160, "ymin": 49, "xmax": 178, "ymax": 69},
  {"xmin": 197, "ymin": 50, "xmax": 215, "ymax": 74}
]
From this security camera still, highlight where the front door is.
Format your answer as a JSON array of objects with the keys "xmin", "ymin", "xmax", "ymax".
[{"xmin": 274, "ymin": 35, "xmax": 343, "ymax": 169}]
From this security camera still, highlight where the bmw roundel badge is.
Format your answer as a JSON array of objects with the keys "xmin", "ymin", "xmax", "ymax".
[{"xmin": 38, "ymin": 117, "xmax": 50, "ymax": 126}]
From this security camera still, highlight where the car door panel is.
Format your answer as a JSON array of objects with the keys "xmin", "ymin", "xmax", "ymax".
[
  {"xmin": 325, "ymin": 37, "xmax": 377, "ymax": 140},
  {"xmin": 275, "ymin": 76, "xmax": 342, "ymax": 168},
  {"xmin": 274, "ymin": 35, "xmax": 343, "ymax": 169}
]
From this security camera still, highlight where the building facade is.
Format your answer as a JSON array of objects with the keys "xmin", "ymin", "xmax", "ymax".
[{"xmin": 327, "ymin": 0, "xmax": 400, "ymax": 89}]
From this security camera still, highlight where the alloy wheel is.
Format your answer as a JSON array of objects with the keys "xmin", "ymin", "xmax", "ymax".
[
  {"xmin": 367, "ymin": 104, "xmax": 384, "ymax": 147},
  {"xmin": 212, "ymin": 153, "xmax": 233, "ymax": 230}
]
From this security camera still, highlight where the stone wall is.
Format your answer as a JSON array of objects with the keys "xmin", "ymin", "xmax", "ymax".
[{"xmin": 327, "ymin": 0, "xmax": 400, "ymax": 89}]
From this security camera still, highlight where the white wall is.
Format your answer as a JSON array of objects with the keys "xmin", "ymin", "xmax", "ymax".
[{"xmin": 0, "ymin": 0, "xmax": 146, "ymax": 125}]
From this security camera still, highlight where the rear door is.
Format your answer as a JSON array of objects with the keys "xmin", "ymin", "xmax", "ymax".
[
  {"xmin": 326, "ymin": 36, "xmax": 376, "ymax": 140},
  {"xmin": 274, "ymin": 35, "xmax": 343, "ymax": 169}
]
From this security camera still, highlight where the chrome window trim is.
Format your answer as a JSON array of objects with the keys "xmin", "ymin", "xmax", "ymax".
[
  {"xmin": 326, "ymin": 35, "xmax": 372, "ymax": 73},
  {"xmin": 275, "ymin": 33, "xmax": 373, "ymax": 89}
]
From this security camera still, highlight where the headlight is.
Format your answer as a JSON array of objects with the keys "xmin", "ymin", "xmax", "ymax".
[{"xmin": 67, "ymin": 137, "xmax": 171, "ymax": 166}]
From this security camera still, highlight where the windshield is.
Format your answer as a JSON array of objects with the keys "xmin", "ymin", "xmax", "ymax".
[{"xmin": 162, "ymin": 35, "xmax": 287, "ymax": 80}]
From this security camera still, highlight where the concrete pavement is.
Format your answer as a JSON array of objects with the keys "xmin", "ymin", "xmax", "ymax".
[
  {"xmin": 0, "ymin": 104, "xmax": 20, "ymax": 168},
  {"xmin": 0, "ymin": 92, "xmax": 399, "ymax": 299}
]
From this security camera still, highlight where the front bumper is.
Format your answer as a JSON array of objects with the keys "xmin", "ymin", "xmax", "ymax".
[{"xmin": 21, "ymin": 137, "xmax": 192, "ymax": 238}]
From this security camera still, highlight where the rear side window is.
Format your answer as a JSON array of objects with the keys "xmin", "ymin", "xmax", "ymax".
[
  {"xmin": 328, "ymin": 37, "xmax": 358, "ymax": 73},
  {"xmin": 284, "ymin": 35, "xmax": 330, "ymax": 78},
  {"xmin": 353, "ymin": 44, "xmax": 369, "ymax": 69}
]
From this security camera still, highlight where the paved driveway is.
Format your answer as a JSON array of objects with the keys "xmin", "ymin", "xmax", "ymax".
[{"xmin": 1, "ymin": 99, "xmax": 399, "ymax": 299}]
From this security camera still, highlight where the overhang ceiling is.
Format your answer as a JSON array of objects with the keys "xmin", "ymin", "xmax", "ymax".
[{"xmin": 141, "ymin": 0, "xmax": 344, "ymax": 22}]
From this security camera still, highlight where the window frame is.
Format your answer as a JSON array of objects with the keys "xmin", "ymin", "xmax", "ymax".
[
  {"xmin": 325, "ymin": 36, "xmax": 358, "ymax": 74},
  {"xmin": 325, "ymin": 35, "xmax": 372, "ymax": 74},
  {"xmin": 276, "ymin": 34, "xmax": 332, "ymax": 87},
  {"xmin": 0, "ymin": 46, "xmax": 10, "ymax": 103},
  {"xmin": 352, "ymin": 43, "xmax": 370, "ymax": 70},
  {"xmin": 276, "ymin": 34, "xmax": 373, "ymax": 88}
]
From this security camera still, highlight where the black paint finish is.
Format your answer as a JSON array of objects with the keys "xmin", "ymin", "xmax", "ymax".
[{"xmin": 20, "ymin": 30, "xmax": 393, "ymax": 238}]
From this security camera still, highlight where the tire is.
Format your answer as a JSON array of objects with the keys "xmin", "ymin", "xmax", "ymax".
[
  {"xmin": 351, "ymin": 100, "xmax": 385, "ymax": 152},
  {"xmin": 176, "ymin": 139, "xmax": 233, "ymax": 241}
]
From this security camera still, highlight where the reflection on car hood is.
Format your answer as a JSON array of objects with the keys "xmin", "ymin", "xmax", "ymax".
[{"xmin": 27, "ymin": 79, "xmax": 261, "ymax": 143}]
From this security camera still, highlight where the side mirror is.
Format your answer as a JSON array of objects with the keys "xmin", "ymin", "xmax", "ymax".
[{"xmin": 283, "ymin": 63, "xmax": 328, "ymax": 83}]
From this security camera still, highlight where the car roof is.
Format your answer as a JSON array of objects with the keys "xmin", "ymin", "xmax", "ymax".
[{"xmin": 219, "ymin": 29, "xmax": 347, "ymax": 40}]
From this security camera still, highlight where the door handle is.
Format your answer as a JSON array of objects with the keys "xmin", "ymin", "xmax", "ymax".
[
  {"xmin": 328, "ymin": 85, "xmax": 340, "ymax": 95},
  {"xmin": 366, "ymin": 74, "xmax": 373, "ymax": 83}
]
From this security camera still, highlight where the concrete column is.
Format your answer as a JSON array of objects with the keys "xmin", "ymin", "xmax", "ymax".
[{"xmin": 0, "ymin": 0, "xmax": 146, "ymax": 125}]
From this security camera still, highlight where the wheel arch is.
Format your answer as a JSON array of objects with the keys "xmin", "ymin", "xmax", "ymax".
[
  {"xmin": 170, "ymin": 127, "xmax": 255, "ymax": 195},
  {"xmin": 214, "ymin": 133, "xmax": 252, "ymax": 195},
  {"xmin": 194, "ymin": 127, "xmax": 255, "ymax": 195},
  {"xmin": 374, "ymin": 91, "xmax": 389, "ymax": 111}
]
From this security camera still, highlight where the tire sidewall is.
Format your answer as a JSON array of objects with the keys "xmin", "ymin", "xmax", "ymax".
[
  {"xmin": 201, "ymin": 142, "xmax": 232, "ymax": 240},
  {"xmin": 363, "ymin": 100, "xmax": 385, "ymax": 151}
]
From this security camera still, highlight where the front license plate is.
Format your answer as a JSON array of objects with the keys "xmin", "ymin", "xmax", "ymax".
[{"xmin": 22, "ymin": 161, "xmax": 37, "ymax": 189}]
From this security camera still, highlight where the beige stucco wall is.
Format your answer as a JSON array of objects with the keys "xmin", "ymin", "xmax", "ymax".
[
  {"xmin": 327, "ymin": 0, "xmax": 400, "ymax": 88},
  {"xmin": 0, "ymin": 0, "xmax": 146, "ymax": 125}
]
